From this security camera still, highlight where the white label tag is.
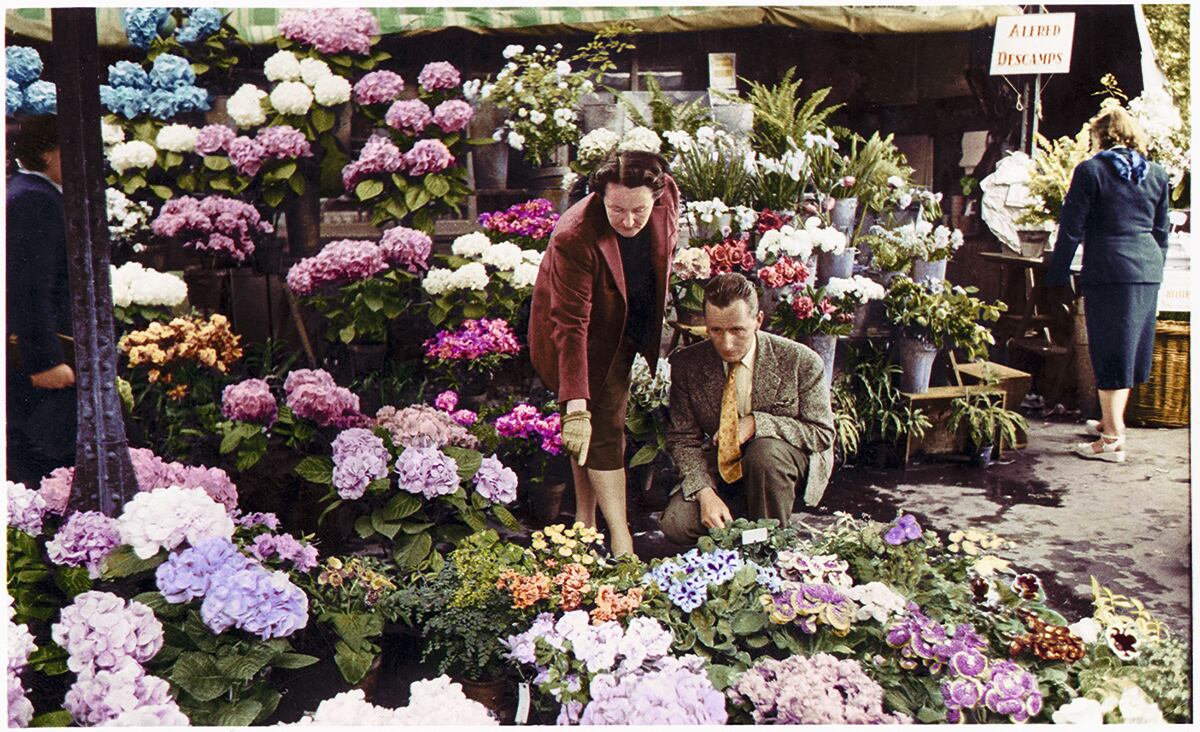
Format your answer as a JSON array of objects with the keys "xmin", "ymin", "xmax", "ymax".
[
  {"xmin": 741, "ymin": 527, "xmax": 769, "ymax": 545},
  {"xmin": 516, "ymin": 682, "xmax": 531, "ymax": 725}
]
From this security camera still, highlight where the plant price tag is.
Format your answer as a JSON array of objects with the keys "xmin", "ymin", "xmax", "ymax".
[
  {"xmin": 516, "ymin": 682, "xmax": 531, "ymax": 725},
  {"xmin": 741, "ymin": 527, "xmax": 769, "ymax": 545}
]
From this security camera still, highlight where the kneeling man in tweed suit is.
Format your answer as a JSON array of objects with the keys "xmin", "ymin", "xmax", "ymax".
[{"xmin": 659, "ymin": 273, "xmax": 835, "ymax": 545}]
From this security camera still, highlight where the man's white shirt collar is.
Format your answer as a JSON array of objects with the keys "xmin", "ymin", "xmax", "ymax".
[{"xmin": 17, "ymin": 168, "xmax": 62, "ymax": 193}]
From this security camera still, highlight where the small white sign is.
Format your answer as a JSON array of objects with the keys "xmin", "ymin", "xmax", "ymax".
[
  {"xmin": 515, "ymin": 682, "xmax": 531, "ymax": 725},
  {"xmin": 990, "ymin": 13, "xmax": 1076, "ymax": 75},
  {"xmin": 708, "ymin": 53, "xmax": 737, "ymax": 90},
  {"xmin": 741, "ymin": 527, "xmax": 769, "ymax": 545}
]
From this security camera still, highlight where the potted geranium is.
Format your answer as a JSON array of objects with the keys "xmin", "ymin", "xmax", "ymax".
[{"xmin": 769, "ymin": 275, "xmax": 885, "ymax": 384}]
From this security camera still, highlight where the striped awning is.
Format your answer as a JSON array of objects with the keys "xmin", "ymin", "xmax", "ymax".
[{"xmin": 5, "ymin": 6, "xmax": 1019, "ymax": 46}]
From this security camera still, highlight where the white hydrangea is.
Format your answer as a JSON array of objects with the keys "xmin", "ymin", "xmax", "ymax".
[
  {"xmin": 107, "ymin": 140, "xmax": 157, "ymax": 174},
  {"xmin": 103, "ymin": 703, "xmax": 191, "ymax": 726},
  {"xmin": 264, "ymin": 50, "xmax": 301, "ymax": 82},
  {"xmin": 391, "ymin": 677, "xmax": 498, "ymax": 726},
  {"xmin": 507, "ymin": 130, "xmax": 525, "ymax": 151},
  {"xmin": 461, "ymin": 79, "xmax": 482, "ymax": 103},
  {"xmin": 481, "ymin": 242, "xmax": 523, "ymax": 271},
  {"xmin": 756, "ymin": 225, "xmax": 813, "ymax": 263},
  {"xmin": 804, "ymin": 217, "xmax": 848, "ymax": 254},
  {"xmin": 449, "ymin": 262, "xmax": 489, "ymax": 291},
  {"xmin": 553, "ymin": 108, "xmax": 576, "ymax": 128},
  {"xmin": 618, "ymin": 126, "xmax": 662, "ymax": 154},
  {"xmin": 501, "ymin": 44, "xmax": 524, "ymax": 59},
  {"xmin": 511, "ymin": 261, "xmax": 540, "ymax": 289},
  {"xmin": 671, "ymin": 246, "xmax": 711, "ymax": 280},
  {"xmin": 106, "ymin": 188, "xmax": 154, "ymax": 245},
  {"xmin": 421, "ymin": 268, "xmax": 453, "ymax": 297},
  {"xmin": 100, "ymin": 120, "xmax": 125, "ymax": 146},
  {"xmin": 295, "ymin": 689, "xmax": 401, "ymax": 726},
  {"xmin": 154, "ymin": 124, "xmax": 199, "ymax": 153},
  {"xmin": 116, "ymin": 486, "xmax": 235, "ymax": 560},
  {"xmin": 521, "ymin": 249, "xmax": 543, "ymax": 265},
  {"xmin": 111, "ymin": 262, "xmax": 188, "ymax": 309},
  {"xmin": 313, "ymin": 75, "xmax": 351, "ymax": 106},
  {"xmin": 578, "ymin": 129, "xmax": 620, "ymax": 164},
  {"xmin": 842, "ymin": 581, "xmax": 908, "ymax": 624},
  {"xmin": 450, "ymin": 232, "xmax": 492, "ymax": 259},
  {"xmin": 298, "ymin": 58, "xmax": 332, "ymax": 87},
  {"xmin": 270, "ymin": 81, "xmax": 314, "ymax": 116},
  {"xmin": 227, "ymin": 84, "xmax": 269, "ymax": 128}
]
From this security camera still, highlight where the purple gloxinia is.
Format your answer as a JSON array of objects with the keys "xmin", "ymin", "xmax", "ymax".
[{"xmin": 884, "ymin": 514, "xmax": 922, "ymax": 545}]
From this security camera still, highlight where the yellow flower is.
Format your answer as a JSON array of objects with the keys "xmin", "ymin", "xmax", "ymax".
[
  {"xmin": 580, "ymin": 555, "xmax": 594, "ymax": 565},
  {"xmin": 532, "ymin": 539, "xmax": 548, "ymax": 551},
  {"xmin": 572, "ymin": 521, "xmax": 585, "ymax": 530},
  {"xmin": 532, "ymin": 531, "xmax": 544, "ymax": 541},
  {"xmin": 948, "ymin": 530, "xmax": 965, "ymax": 543},
  {"xmin": 964, "ymin": 529, "xmax": 985, "ymax": 543},
  {"xmin": 558, "ymin": 546, "xmax": 573, "ymax": 558},
  {"xmin": 962, "ymin": 541, "xmax": 980, "ymax": 556},
  {"xmin": 973, "ymin": 555, "xmax": 1011, "ymax": 577}
]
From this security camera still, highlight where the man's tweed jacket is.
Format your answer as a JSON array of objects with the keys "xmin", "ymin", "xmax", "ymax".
[{"xmin": 666, "ymin": 331, "xmax": 835, "ymax": 506}]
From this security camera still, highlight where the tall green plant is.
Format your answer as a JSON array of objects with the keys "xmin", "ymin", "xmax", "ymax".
[
  {"xmin": 839, "ymin": 342, "xmax": 931, "ymax": 447},
  {"xmin": 947, "ymin": 392, "xmax": 1027, "ymax": 449},
  {"xmin": 616, "ymin": 76, "xmax": 712, "ymax": 158},
  {"xmin": 731, "ymin": 68, "xmax": 843, "ymax": 158}
]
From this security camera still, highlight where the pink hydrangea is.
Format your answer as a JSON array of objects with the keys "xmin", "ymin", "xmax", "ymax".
[
  {"xmin": 226, "ymin": 136, "xmax": 267, "ymax": 177},
  {"xmin": 278, "ymin": 8, "xmax": 379, "ymax": 55},
  {"xmin": 221, "ymin": 378, "xmax": 278, "ymax": 427},
  {"xmin": 194, "ymin": 124, "xmax": 236, "ymax": 155},
  {"xmin": 51, "ymin": 592, "xmax": 163, "ymax": 673},
  {"xmin": 38, "ymin": 466, "xmax": 74, "ymax": 515},
  {"xmin": 286, "ymin": 239, "xmax": 388, "ymax": 296},
  {"xmin": 403, "ymin": 138, "xmax": 454, "ymax": 176},
  {"xmin": 378, "ymin": 226, "xmax": 431, "ymax": 273},
  {"xmin": 494, "ymin": 403, "xmax": 562, "ymax": 455},
  {"xmin": 283, "ymin": 368, "xmax": 336, "ymax": 395},
  {"xmin": 353, "ymin": 70, "xmax": 405, "ymax": 105},
  {"xmin": 46, "ymin": 511, "xmax": 122, "ymax": 578},
  {"xmin": 432, "ymin": 99, "xmax": 473, "ymax": 133},
  {"xmin": 374, "ymin": 404, "xmax": 478, "ymax": 450},
  {"xmin": 385, "ymin": 98, "xmax": 432, "ymax": 136},
  {"xmin": 286, "ymin": 382, "xmax": 365, "ymax": 429},
  {"xmin": 173, "ymin": 465, "xmax": 239, "ymax": 512},
  {"xmin": 255, "ymin": 125, "xmax": 313, "ymax": 159},
  {"xmin": 151, "ymin": 195, "xmax": 272, "ymax": 263},
  {"xmin": 417, "ymin": 61, "xmax": 461, "ymax": 91},
  {"xmin": 342, "ymin": 135, "xmax": 405, "ymax": 191}
]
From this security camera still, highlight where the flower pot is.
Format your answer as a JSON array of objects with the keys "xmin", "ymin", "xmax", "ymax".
[
  {"xmin": 816, "ymin": 249, "xmax": 856, "ymax": 286},
  {"xmin": 527, "ymin": 480, "xmax": 567, "ymax": 526},
  {"xmin": 346, "ymin": 342, "xmax": 388, "ymax": 379},
  {"xmin": 183, "ymin": 266, "xmax": 231, "ymax": 313},
  {"xmin": 910, "ymin": 257, "xmax": 947, "ymax": 283},
  {"xmin": 971, "ymin": 442, "xmax": 995, "ymax": 467},
  {"xmin": 759, "ymin": 287, "xmax": 785, "ymax": 321},
  {"xmin": 283, "ymin": 165, "xmax": 322, "ymax": 258},
  {"xmin": 456, "ymin": 677, "xmax": 511, "ymax": 723},
  {"xmin": 850, "ymin": 300, "xmax": 886, "ymax": 337},
  {"xmin": 801, "ymin": 333, "xmax": 837, "ymax": 386},
  {"xmin": 252, "ymin": 238, "xmax": 284, "ymax": 276},
  {"xmin": 471, "ymin": 144, "xmax": 509, "ymax": 190},
  {"xmin": 896, "ymin": 337, "xmax": 939, "ymax": 394},
  {"xmin": 355, "ymin": 656, "xmax": 384, "ymax": 703},
  {"xmin": 830, "ymin": 196, "xmax": 859, "ymax": 239},
  {"xmin": 1017, "ymin": 229, "xmax": 1052, "ymax": 258}
]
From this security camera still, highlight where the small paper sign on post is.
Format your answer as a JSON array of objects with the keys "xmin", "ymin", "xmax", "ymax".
[
  {"xmin": 708, "ymin": 53, "xmax": 737, "ymax": 90},
  {"xmin": 990, "ymin": 13, "xmax": 1076, "ymax": 75}
]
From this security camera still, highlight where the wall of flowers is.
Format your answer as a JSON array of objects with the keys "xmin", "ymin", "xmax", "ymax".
[{"xmin": 5, "ymin": 7, "xmax": 1190, "ymax": 727}]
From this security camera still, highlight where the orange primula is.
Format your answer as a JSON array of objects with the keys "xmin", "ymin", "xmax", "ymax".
[
  {"xmin": 553, "ymin": 563, "xmax": 591, "ymax": 611},
  {"xmin": 589, "ymin": 585, "xmax": 644, "ymax": 624},
  {"xmin": 496, "ymin": 569, "xmax": 553, "ymax": 609},
  {"xmin": 119, "ymin": 313, "xmax": 242, "ymax": 392}
]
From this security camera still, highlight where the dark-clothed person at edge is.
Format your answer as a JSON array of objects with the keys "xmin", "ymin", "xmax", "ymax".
[
  {"xmin": 528, "ymin": 150, "xmax": 680, "ymax": 558},
  {"xmin": 659, "ymin": 273, "xmax": 835, "ymax": 546},
  {"xmin": 1046, "ymin": 105, "xmax": 1171, "ymax": 463}
]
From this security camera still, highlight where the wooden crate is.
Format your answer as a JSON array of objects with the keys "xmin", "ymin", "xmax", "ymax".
[
  {"xmin": 954, "ymin": 360, "xmax": 1032, "ymax": 447},
  {"xmin": 900, "ymin": 385, "xmax": 1008, "ymax": 465}
]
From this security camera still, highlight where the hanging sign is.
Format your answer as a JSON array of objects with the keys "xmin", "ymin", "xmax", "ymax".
[{"xmin": 990, "ymin": 13, "xmax": 1076, "ymax": 75}]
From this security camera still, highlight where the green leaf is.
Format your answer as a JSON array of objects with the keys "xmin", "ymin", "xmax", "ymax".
[
  {"xmin": 339, "ymin": 323, "xmax": 356, "ymax": 343},
  {"xmin": 442, "ymin": 445, "xmax": 482, "ymax": 481},
  {"xmin": 629, "ymin": 443, "xmax": 659, "ymax": 468},
  {"xmin": 101, "ymin": 545, "xmax": 164, "ymax": 580},
  {"xmin": 263, "ymin": 186, "xmax": 285, "ymax": 209},
  {"xmin": 53, "ymin": 566, "xmax": 93, "ymax": 598},
  {"xmin": 214, "ymin": 642, "xmax": 281, "ymax": 681},
  {"xmin": 203, "ymin": 155, "xmax": 231, "ymax": 171},
  {"xmin": 272, "ymin": 652, "xmax": 320, "ymax": 669},
  {"xmin": 730, "ymin": 609, "xmax": 767, "ymax": 635},
  {"xmin": 328, "ymin": 611, "xmax": 385, "ymax": 642},
  {"xmin": 171, "ymin": 651, "xmax": 231, "ymax": 702},
  {"xmin": 289, "ymin": 173, "xmax": 306, "ymax": 196},
  {"xmin": 492, "ymin": 504, "xmax": 522, "ymax": 531},
  {"xmin": 30, "ymin": 711, "xmax": 73, "ymax": 727},
  {"xmin": 379, "ymin": 492, "xmax": 422, "ymax": 522},
  {"xmin": 275, "ymin": 161, "xmax": 298, "ymax": 179},
  {"xmin": 356, "ymin": 179, "xmax": 385, "ymax": 201},
  {"xmin": 334, "ymin": 641, "xmax": 377, "ymax": 685},
  {"xmin": 219, "ymin": 425, "xmax": 246, "ymax": 454},
  {"xmin": 425, "ymin": 175, "xmax": 450, "ymax": 198},
  {"xmin": 392, "ymin": 532, "xmax": 433, "ymax": 570},
  {"xmin": 370, "ymin": 510, "xmax": 403, "ymax": 540},
  {"xmin": 294, "ymin": 456, "xmax": 334, "ymax": 485},
  {"xmin": 213, "ymin": 699, "xmax": 263, "ymax": 727},
  {"xmin": 149, "ymin": 184, "xmax": 174, "ymax": 200},
  {"xmin": 705, "ymin": 663, "xmax": 741, "ymax": 691},
  {"xmin": 354, "ymin": 515, "xmax": 376, "ymax": 539},
  {"xmin": 317, "ymin": 498, "xmax": 343, "ymax": 525},
  {"xmin": 312, "ymin": 106, "xmax": 336, "ymax": 133}
]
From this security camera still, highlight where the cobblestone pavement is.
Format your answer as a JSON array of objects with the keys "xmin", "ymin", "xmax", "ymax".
[{"xmin": 633, "ymin": 419, "xmax": 1192, "ymax": 644}]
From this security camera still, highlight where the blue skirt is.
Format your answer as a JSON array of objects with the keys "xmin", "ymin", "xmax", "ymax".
[{"xmin": 1082, "ymin": 283, "xmax": 1159, "ymax": 390}]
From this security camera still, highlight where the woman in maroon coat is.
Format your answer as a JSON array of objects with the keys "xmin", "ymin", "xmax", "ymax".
[{"xmin": 529, "ymin": 151, "xmax": 680, "ymax": 556}]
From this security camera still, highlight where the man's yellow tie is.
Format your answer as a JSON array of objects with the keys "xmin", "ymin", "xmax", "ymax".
[{"xmin": 717, "ymin": 363, "xmax": 743, "ymax": 483}]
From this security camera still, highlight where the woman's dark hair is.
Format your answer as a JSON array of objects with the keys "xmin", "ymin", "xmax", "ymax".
[
  {"xmin": 588, "ymin": 150, "xmax": 669, "ymax": 199},
  {"xmin": 704, "ymin": 272, "xmax": 759, "ymax": 313},
  {"xmin": 9, "ymin": 115, "xmax": 59, "ymax": 172}
]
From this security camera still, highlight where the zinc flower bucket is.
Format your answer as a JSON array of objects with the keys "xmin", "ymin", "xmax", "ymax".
[
  {"xmin": 910, "ymin": 257, "xmax": 948, "ymax": 283},
  {"xmin": 897, "ymin": 336, "xmax": 939, "ymax": 393}
]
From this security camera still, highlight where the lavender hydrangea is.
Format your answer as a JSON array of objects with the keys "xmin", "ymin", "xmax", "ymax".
[
  {"xmin": 7, "ymin": 480, "xmax": 48, "ymax": 535},
  {"xmin": 64, "ymin": 659, "xmax": 174, "ymax": 726},
  {"xmin": 417, "ymin": 61, "xmax": 461, "ymax": 91},
  {"xmin": 235, "ymin": 511, "xmax": 281, "ymax": 531},
  {"xmin": 38, "ymin": 465, "xmax": 73, "ymax": 515},
  {"xmin": 104, "ymin": 702, "xmax": 191, "ymax": 726},
  {"xmin": 432, "ymin": 100, "xmax": 474, "ymax": 133},
  {"xmin": 194, "ymin": 123, "xmax": 236, "ymax": 155},
  {"xmin": 8, "ymin": 611, "xmax": 36, "ymax": 727},
  {"xmin": 286, "ymin": 239, "xmax": 388, "ymax": 297},
  {"xmin": 342, "ymin": 135, "xmax": 405, "ymax": 191},
  {"xmin": 155, "ymin": 537, "xmax": 255, "ymax": 604},
  {"xmin": 353, "ymin": 70, "xmax": 405, "ymax": 105},
  {"xmin": 404, "ymin": 139, "xmax": 454, "ymax": 176},
  {"xmin": 221, "ymin": 377, "xmax": 278, "ymax": 427},
  {"xmin": 580, "ymin": 655, "xmax": 727, "ymax": 725},
  {"xmin": 45, "ymin": 511, "xmax": 122, "ymax": 578},
  {"xmin": 249, "ymin": 532, "xmax": 320, "ymax": 572},
  {"xmin": 174, "ymin": 465, "xmax": 239, "ymax": 512},
  {"xmin": 331, "ymin": 428, "xmax": 391, "ymax": 500},
  {"xmin": 728, "ymin": 653, "xmax": 908, "ymax": 724},
  {"xmin": 472, "ymin": 454, "xmax": 517, "ymax": 504},
  {"xmin": 51, "ymin": 592, "xmax": 164, "ymax": 673},
  {"xmin": 394, "ymin": 444, "xmax": 460, "ymax": 500},
  {"xmin": 201, "ymin": 564, "xmax": 309, "ymax": 639}
]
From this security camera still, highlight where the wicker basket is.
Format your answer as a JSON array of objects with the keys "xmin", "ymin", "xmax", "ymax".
[{"xmin": 1129, "ymin": 320, "xmax": 1190, "ymax": 427}]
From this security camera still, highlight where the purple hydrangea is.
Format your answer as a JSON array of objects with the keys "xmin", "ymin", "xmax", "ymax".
[
  {"xmin": 728, "ymin": 653, "xmax": 908, "ymax": 724},
  {"xmin": 151, "ymin": 195, "xmax": 272, "ymax": 263},
  {"xmin": 377, "ymin": 226, "xmax": 432, "ymax": 273},
  {"xmin": 277, "ymin": 8, "xmax": 379, "ymax": 55},
  {"xmin": 194, "ymin": 123, "xmax": 236, "ymax": 155},
  {"xmin": 7, "ymin": 480, "xmax": 48, "ymax": 535},
  {"xmin": 284, "ymin": 368, "xmax": 336, "ymax": 395},
  {"xmin": 248, "ymin": 532, "xmax": 319, "ymax": 572},
  {"xmin": 434, "ymin": 390, "xmax": 458, "ymax": 412},
  {"xmin": 38, "ymin": 466, "xmax": 74, "ymax": 515},
  {"xmin": 174, "ymin": 464, "xmax": 239, "ymax": 512},
  {"xmin": 331, "ymin": 427, "xmax": 391, "ymax": 500},
  {"xmin": 394, "ymin": 444, "xmax": 460, "ymax": 500},
  {"xmin": 478, "ymin": 198, "xmax": 560, "ymax": 241},
  {"xmin": 494, "ymin": 403, "xmax": 562, "ymax": 455},
  {"xmin": 385, "ymin": 98, "xmax": 432, "ymax": 135},
  {"xmin": 342, "ymin": 134, "xmax": 405, "ymax": 191},
  {"xmin": 884, "ymin": 513, "xmax": 922, "ymax": 545},
  {"xmin": 472, "ymin": 454, "xmax": 517, "ymax": 504},
  {"xmin": 353, "ymin": 70, "xmax": 405, "ymax": 105},
  {"xmin": 221, "ymin": 378, "xmax": 279, "ymax": 427},
  {"xmin": 451, "ymin": 409, "xmax": 477, "ymax": 427},
  {"xmin": 255, "ymin": 124, "xmax": 313, "ymax": 159},
  {"xmin": 235, "ymin": 511, "xmax": 281, "ymax": 531},
  {"xmin": 423, "ymin": 318, "xmax": 520, "ymax": 361},
  {"xmin": 8, "ymin": 614, "xmax": 37, "ymax": 727},
  {"xmin": 200, "ymin": 564, "xmax": 308, "ymax": 639},
  {"xmin": 432, "ymin": 99, "xmax": 473, "ymax": 133},
  {"xmin": 286, "ymin": 239, "xmax": 388, "ymax": 297},
  {"xmin": 226, "ymin": 136, "xmax": 267, "ymax": 177},
  {"xmin": 64, "ymin": 659, "xmax": 175, "ymax": 727},
  {"xmin": 46, "ymin": 511, "xmax": 122, "ymax": 578},
  {"xmin": 104, "ymin": 701, "xmax": 191, "ymax": 726},
  {"xmin": 51, "ymin": 592, "xmax": 164, "ymax": 674},
  {"xmin": 403, "ymin": 138, "xmax": 454, "ymax": 176},
  {"xmin": 286, "ymin": 382, "xmax": 366, "ymax": 429},
  {"xmin": 155, "ymin": 537, "xmax": 255, "ymax": 604},
  {"xmin": 417, "ymin": 61, "xmax": 461, "ymax": 91},
  {"xmin": 580, "ymin": 655, "xmax": 727, "ymax": 725},
  {"xmin": 129, "ymin": 447, "xmax": 179, "ymax": 492}
]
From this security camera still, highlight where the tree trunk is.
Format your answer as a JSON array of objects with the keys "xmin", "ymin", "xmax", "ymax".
[{"xmin": 52, "ymin": 8, "xmax": 137, "ymax": 514}]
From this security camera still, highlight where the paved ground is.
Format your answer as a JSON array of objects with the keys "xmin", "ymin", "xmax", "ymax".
[{"xmin": 631, "ymin": 419, "xmax": 1193, "ymax": 643}]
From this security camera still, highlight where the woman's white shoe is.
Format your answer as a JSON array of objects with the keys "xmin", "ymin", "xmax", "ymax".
[
  {"xmin": 1084, "ymin": 419, "xmax": 1103, "ymax": 436},
  {"xmin": 1073, "ymin": 434, "xmax": 1126, "ymax": 462}
]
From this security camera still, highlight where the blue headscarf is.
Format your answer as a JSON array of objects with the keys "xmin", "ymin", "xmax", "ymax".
[{"xmin": 1096, "ymin": 147, "xmax": 1148, "ymax": 184}]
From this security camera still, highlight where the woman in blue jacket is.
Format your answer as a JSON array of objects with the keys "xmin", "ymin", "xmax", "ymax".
[{"xmin": 1046, "ymin": 106, "xmax": 1171, "ymax": 463}]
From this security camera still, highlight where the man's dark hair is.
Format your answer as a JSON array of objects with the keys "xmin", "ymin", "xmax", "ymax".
[
  {"xmin": 588, "ymin": 150, "xmax": 669, "ymax": 199},
  {"xmin": 9, "ymin": 115, "xmax": 59, "ymax": 172},
  {"xmin": 704, "ymin": 272, "xmax": 759, "ymax": 313}
]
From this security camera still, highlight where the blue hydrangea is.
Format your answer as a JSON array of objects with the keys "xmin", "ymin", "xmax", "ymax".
[
  {"xmin": 200, "ymin": 564, "xmax": 308, "ymax": 639},
  {"xmin": 122, "ymin": 8, "xmax": 170, "ymax": 50},
  {"xmin": 6, "ymin": 47, "xmax": 43, "ymax": 85},
  {"xmin": 7, "ymin": 79, "xmax": 23, "ymax": 117},
  {"xmin": 175, "ymin": 7, "xmax": 222, "ymax": 44},
  {"xmin": 155, "ymin": 537, "xmax": 255, "ymax": 604},
  {"xmin": 107, "ymin": 60, "xmax": 150, "ymax": 90},
  {"xmin": 172, "ymin": 85, "xmax": 210, "ymax": 113},
  {"xmin": 149, "ymin": 54, "xmax": 195, "ymax": 90},
  {"xmin": 145, "ymin": 88, "xmax": 180, "ymax": 120},
  {"xmin": 100, "ymin": 85, "xmax": 148, "ymax": 119},
  {"xmin": 22, "ymin": 81, "xmax": 56, "ymax": 115}
]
